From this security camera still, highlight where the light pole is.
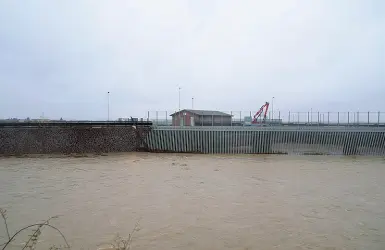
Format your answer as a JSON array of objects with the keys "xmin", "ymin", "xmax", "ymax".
[
  {"xmin": 178, "ymin": 87, "xmax": 181, "ymax": 111},
  {"xmin": 107, "ymin": 91, "xmax": 110, "ymax": 121},
  {"xmin": 271, "ymin": 97, "xmax": 275, "ymax": 120},
  {"xmin": 192, "ymin": 97, "xmax": 194, "ymax": 109}
]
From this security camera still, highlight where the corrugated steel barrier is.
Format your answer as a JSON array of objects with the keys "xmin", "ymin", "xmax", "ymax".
[{"xmin": 145, "ymin": 127, "xmax": 385, "ymax": 155}]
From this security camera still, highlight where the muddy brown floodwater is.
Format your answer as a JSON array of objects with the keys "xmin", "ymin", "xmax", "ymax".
[{"xmin": 0, "ymin": 153, "xmax": 385, "ymax": 250}]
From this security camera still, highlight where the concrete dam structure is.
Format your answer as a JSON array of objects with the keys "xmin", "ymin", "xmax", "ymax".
[
  {"xmin": 145, "ymin": 126, "xmax": 385, "ymax": 155},
  {"xmin": 0, "ymin": 122, "xmax": 151, "ymax": 155}
]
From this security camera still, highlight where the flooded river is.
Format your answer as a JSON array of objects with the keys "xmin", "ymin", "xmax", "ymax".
[{"xmin": 1, "ymin": 153, "xmax": 385, "ymax": 249}]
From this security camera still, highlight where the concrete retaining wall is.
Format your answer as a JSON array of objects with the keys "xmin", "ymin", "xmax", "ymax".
[{"xmin": 0, "ymin": 126, "xmax": 151, "ymax": 155}]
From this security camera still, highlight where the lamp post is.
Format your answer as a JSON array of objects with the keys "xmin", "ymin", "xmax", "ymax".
[
  {"xmin": 192, "ymin": 97, "xmax": 194, "ymax": 109},
  {"xmin": 107, "ymin": 91, "xmax": 110, "ymax": 121},
  {"xmin": 178, "ymin": 87, "xmax": 181, "ymax": 111}
]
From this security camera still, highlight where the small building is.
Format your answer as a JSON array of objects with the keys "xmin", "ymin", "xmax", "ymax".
[{"xmin": 170, "ymin": 109, "xmax": 232, "ymax": 126}]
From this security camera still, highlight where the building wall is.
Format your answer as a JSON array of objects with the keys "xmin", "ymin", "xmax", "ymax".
[
  {"xmin": 195, "ymin": 116, "xmax": 232, "ymax": 126},
  {"xmin": 172, "ymin": 112, "xmax": 232, "ymax": 126},
  {"xmin": 172, "ymin": 112, "xmax": 193, "ymax": 126}
]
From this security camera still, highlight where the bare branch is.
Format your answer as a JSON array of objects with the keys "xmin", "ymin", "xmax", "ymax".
[
  {"xmin": 0, "ymin": 209, "xmax": 141, "ymax": 250},
  {"xmin": 125, "ymin": 218, "xmax": 141, "ymax": 250},
  {"xmin": 0, "ymin": 209, "xmax": 11, "ymax": 241},
  {"xmin": 98, "ymin": 218, "xmax": 141, "ymax": 250},
  {"xmin": 1, "ymin": 223, "xmax": 70, "ymax": 250},
  {"xmin": 21, "ymin": 216, "xmax": 59, "ymax": 250}
]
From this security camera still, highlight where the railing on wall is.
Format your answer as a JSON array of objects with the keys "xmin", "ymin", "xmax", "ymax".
[{"xmin": 145, "ymin": 111, "xmax": 385, "ymax": 127}]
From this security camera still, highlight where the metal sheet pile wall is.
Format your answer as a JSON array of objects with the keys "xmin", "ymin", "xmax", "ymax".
[{"xmin": 145, "ymin": 127, "xmax": 385, "ymax": 155}]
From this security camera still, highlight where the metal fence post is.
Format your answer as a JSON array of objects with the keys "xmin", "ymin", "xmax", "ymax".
[
  {"xmin": 378, "ymin": 111, "xmax": 380, "ymax": 127},
  {"xmin": 348, "ymin": 112, "xmax": 350, "ymax": 126},
  {"xmin": 318, "ymin": 112, "xmax": 320, "ymax": 125},
  {"xmin": 338, "ymin": 112, "xmax": 340, "ymax": 126},
  {"xmin": 311, "ymin": 109, "xmax": 313, "ymax": 125},
  {"xmin": 297, "ymin": 112, "xmax": 300, "ymax": 124}
]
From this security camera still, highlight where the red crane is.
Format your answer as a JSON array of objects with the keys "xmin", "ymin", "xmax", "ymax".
[{"xmin": 252, "ymin": 102, "xmax": 270, "ymax": 124}]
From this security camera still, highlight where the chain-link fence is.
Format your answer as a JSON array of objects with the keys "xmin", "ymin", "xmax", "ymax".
[{"xmin": 145, "ymin": 111, "xmax": 385, "ymax": 127}]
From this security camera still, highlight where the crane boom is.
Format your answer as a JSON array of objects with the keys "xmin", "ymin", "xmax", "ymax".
[{"xmin": 252, "ymin": 102, "xmax": 270, "ymax": 124}]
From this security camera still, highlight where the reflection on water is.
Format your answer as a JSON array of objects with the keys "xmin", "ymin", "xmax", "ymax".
[{"xmin": 0, "ymin": 153, "xmax": 385, "ymax": 249}]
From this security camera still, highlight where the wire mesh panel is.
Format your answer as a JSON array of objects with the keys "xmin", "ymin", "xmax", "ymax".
[
  {"xmin": 146, "ymin": 111, "xmax": 385, "ymax": 127},
  {"xmin": 374, "ymin": 112, "xmax": 385, "ymax": 125}
]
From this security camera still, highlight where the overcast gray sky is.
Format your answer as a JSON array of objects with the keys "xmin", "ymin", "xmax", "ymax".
[{"xmin": 0, "ymin": 0, "xmax": 384, "ymax": 120}]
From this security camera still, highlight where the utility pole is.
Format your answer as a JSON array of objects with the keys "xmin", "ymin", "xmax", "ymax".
[{"xmin": 107, "ymin": 91, "xmax": 110, "ymax": 121}]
